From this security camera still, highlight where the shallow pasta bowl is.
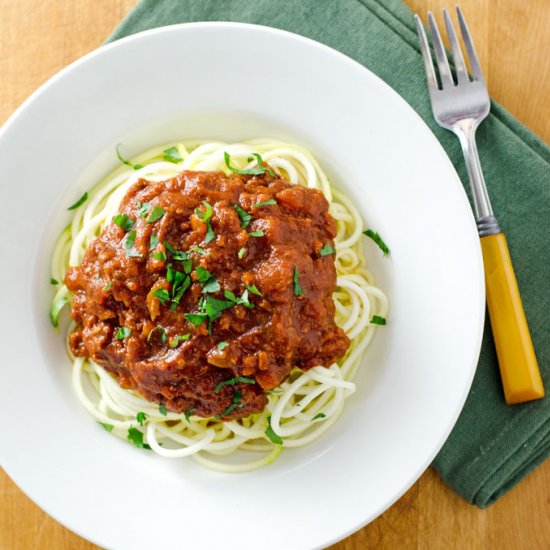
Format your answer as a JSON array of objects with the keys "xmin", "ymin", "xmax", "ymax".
[{"xmin": 0, "ymin": 23, "xmax": 484, "ymax": 550}]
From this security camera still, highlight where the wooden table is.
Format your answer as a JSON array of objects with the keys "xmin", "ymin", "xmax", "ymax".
[{"xmin": 1, "ymin": 1, "xmax": 549, "ymax": 548}]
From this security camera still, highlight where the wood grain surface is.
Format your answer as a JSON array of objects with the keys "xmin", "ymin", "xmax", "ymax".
[{"xmin": 1, "ymin": 1, "xmax": 549, "ymax": 549}]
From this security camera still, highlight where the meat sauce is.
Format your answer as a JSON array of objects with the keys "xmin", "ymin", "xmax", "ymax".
[{"xmin": 66, "ymin": 169, "xmax": 349, "ymax": 419}]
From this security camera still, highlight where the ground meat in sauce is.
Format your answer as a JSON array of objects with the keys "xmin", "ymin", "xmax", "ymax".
[{"xmin": 65, "ymin": 168, "xmax": 350, "ymax": 419}]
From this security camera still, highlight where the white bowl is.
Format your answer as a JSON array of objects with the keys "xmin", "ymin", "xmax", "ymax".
[{"xmin": 0, "ymin": 23, "xmax": 484, "ymax": 550}]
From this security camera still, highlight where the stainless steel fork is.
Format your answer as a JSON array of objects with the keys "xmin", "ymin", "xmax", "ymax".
[{"xmin": 415, "ymin": 6, "xmax": 544, "ymax": 404}]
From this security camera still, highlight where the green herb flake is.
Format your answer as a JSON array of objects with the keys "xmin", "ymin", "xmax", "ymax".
[
  {"xmin": 103, "ymin": 282, "xmax": 112, "ymax": 290},
  {"xmin": 189, "ymin": 246, "xmax": 205, "ymax": 255},
  {"xmin": 248, "ymin": 230, "xmax": 264, "ymax": 237},
  {"xmin": 50, "ymin": 297, "xmax": 68, "ymax": 328},
  {"xmin": 265, "ymin": 416, "xmax": 283, "ymax": 445},
  {"xmin": 204, "ymin": 295, "xmax": 236, "ymax": 321},
  {"xmin": 116, "ymin": 145, "xmax": 144, "ymax": 170},
  {"xmin": 185, "ymin": 312, "xmax": 208, "ymax": 326},
  {"xmin": 233, "ymin": 204, "xmax": 252, "ymax": 228},
  {"xmin": 245, "ymin": 285, "xmax": 262, "ymax": 296},
  {"xmin": 202, "ymin": 278, "xmax": 220, "ymax": 294},
  {"xmin": 98, "ymin": 422, "xmax": 114, "ymax": 432},
  {"xmin": 152, "ymin": 288, "xmax": 170, "ymax": 305},
  {"xmin": 67, "ymin": 191, "xmax": 88, "ymax": 211},
  {"xmin": 195, "ymin": 200, "xmax": 213, "ymax": 223},
  {"xmin": 149, "ymin": 232, "xmax": 159, "ymax": 250},
  {"xmin": 170, "ymin": 333, "xmax": 191, "ymax": 348},
  {"xmin": 138, "ymin": 202, "xmax": 151, "ymax": 218},
  {"xmin": 195, "ymin": 266, "xmax": 212, "ymax": 284},
  {"xmin": 113, "ymin": 214, "xmax": 134, "ymax": 232},
  {"xmin": 204, "ymin": 222, "xmax": 215, "ymax": 244},
  {"xmin": 217, "ymin": 341, "xmax": 229, "ymax": 351},
  {"xmin": 370, "ymin": 315, "xmax": 387, "ymax": 326},
  {"xmin": 363, "ymin": 229, "xmax": 390, "ymax": 256},
  {"xmin": 237, "ymin": 247, "xmax": 246, "ymax": 259},
  {"xmin": 293, "ymin": 266, "xmax": 303, "ymax": 296},
  {"xmin": 147, "ymin": 325, "xmax": 166, "ymax": 344},
  {"xmin": 124, "ymin": 230, "xmax": 142, "ymax": 258},
  {"xmin": 136, "ymin": 412, "xmax": 147, "ymax": 426},
  {"xmin": 224, "ymin": 151, "xmax": 275, "ymax": 177},
  {"xmin": 253, "ymin": 198, "xmax": 277, "ymax": 208},
  {"xmin": 152, "ymin": 251, "xmax": 167, "ymax": 262},
  {"xmin": 319, "ymin": 243, "xmax": 335, "ymax": 256},
  {"xmin": 216, "ymin": 402, "xmax": 239, "ymax": 420},
  {"xmin": 50, "ymin": 278, "xmax": 59, "ymax": 285},
  {"xmin": 163, "ymin": 146, "xmax": 183, "ymax": 164},
  {"xmin": 164, "ymin": 241, "xmax": 189, "ymax": 262},
  {"xmin": 184, "ymin": 408, "xmax": 195, "ymax": 422},
  {"xmin": 159, "ymin": 403, "xmax": 168, "ymax": 416},
  {"xmin": 312, "ymin": 412, "xmax": 326, "ymax": 421},
  {"xmin": 214, "ymin": 376, "xmax": 256, "ymax": 394},
  {"xmin": 127, "ymin": 426, "xmax": 151, "ymax": 449},
  {"xmin": 146, "ymin": 205, "xmax": 166, "ymax": 224},
  {"xmin": 116, "ymin": 327, "xmax": 131, "ymax": 340}
]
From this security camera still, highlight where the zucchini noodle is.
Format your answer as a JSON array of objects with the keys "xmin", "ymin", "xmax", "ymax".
[{"xmin": 51, "ymin": 138, "xmax": 389, "ymax": 472}]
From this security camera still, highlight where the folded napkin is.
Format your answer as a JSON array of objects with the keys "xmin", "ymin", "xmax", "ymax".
[{"xmin": 109, "ymin": 0, "xmax": 550, "ymax": 507}]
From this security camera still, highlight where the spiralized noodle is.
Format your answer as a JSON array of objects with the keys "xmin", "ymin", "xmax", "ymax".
[{"xmin": 51, "ymin": 139, "xmax": 389, "ymax": 472}]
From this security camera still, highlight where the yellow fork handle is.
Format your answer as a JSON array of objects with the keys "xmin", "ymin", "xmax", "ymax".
[{"xmin": 480, "ymin": 233, "xmax": 544, "ymax": 404}]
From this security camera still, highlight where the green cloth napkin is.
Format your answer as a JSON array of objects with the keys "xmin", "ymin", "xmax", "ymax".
[{"xmin": 109, "ymin": 0, "xmax": 550, "ymax": 508}]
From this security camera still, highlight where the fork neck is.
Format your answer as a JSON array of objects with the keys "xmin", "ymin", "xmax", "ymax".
[{"xmin": 453, "ymin": 119, "xmax": 500, "ymax": 235}]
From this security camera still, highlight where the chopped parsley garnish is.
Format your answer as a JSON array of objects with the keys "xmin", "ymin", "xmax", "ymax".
[
  {"xmin": 233, "ymin": 204, "xmax": 252, "ymax": 228},
  {"xmin": 146, "ymin": 205, "xmax": 166, "ymax": 224},
  {"xmin": 50, "ymin": 278, "xmax": 59, "ymax": 285},
  {"xmin": 189, "ymin": 246, "xmax": 205, "ymax": 255},
  {"xmin": 312, "ymin": 412, "xmax": 326, "ymax": 421},
  {"xmin": 223, "ymin": 289, "xmax": 254, "ymax": 309},
  {"xmin": 163, "ymin": 146, "xmax": 183, "ymax": 164},
  {"xmin": 127, "ymin": 426, "xmax": 151, "ymax": 449},
  {"xmin": 170, "ymin": 333, "xmax": 190, "ymax": 348},
  {"xmin": 136, "ymin": 412, "xmax": 147, "ymax": 426},
  {"xmin": 319, "ymin": 243, "xmax": 335, "ymax": 256},
  {"xmin": 183, "ymin": 408, "xmax": 195, "ymax": 422},
  {"xmin": 195, "ymin": 201, "xmax": 215, "ymax": 243},
  {"xmin": 113, "ymin": 214, "xmax": 134, "ymax": 231},
  {"xmin": 204, "ymin": 295, "xmax": 236, "ymax": 320},
  {"xmin": 138, "ymin": 202, "xmax": 151, "ymax": 217},
  {"xmin": 248, "ymin": 230, "xmax": 264, "ymax": 237},
  {"xmin": 245, "ymin": 285, "xmax": 262, "ymax": 296},
  {"xmin": 98, "ymin": 422, "xmax": 114, "ymax": 432},
  {"xmin": 164, "ymin": 241, "xmax": 189, "ymax": 263},
  {"xmin": 67, "ymin": 191, "xmax": 88, "ymax": 211},
  {"xmin": 216, "ymin": 403, "xmax": 239, "ymax": 419},
  {"xmin": 152, "ymin": 288, "xmax": 170, "ymax": 305},
  {"xmin": 237, "ymin": 247, "xmax": 247, "ymax": 259},
  {"xmin": 363, "ymin": 229, "xmax": 390, "ymax": 255},
  {"xmin": 147, "ymin": 325, "xmax": 166, "ymax": 344},
  {"xmin": 159, "ymin": 403, "xmax": 168, "ymax": 416},
  {"xmin": 293, "ymin": 266, "xmax": 303, "ymax": 296},
  {"xmin": 116, "ymin": 327, "xmax": 131, "ymax": 340},
  {"xmin": 124, "ymin": 230, "xmax": 142, "ymax": 257},
  {"xmin": 224, "ymin": 151, "xmax": 275, "ymax": 177},
  {"xmin": 253, "ymin": 198, "xmax": 277, "ymax": 208},
  {"xmin": 195, "ymin": 266, "xmax": 219, "ymax": 293},
  {"xmin": 103, "ymin": 282, "xmax": 112, "ymax": 290},
  {"xmin": 149, "ymin": 232, "xmax": 159, "ymax": 250},
  {"xmin": 165, "ymin": 264, "xmax": 191, "ymax": 310},
  {"xmin": 50, "ymin": 297, "xmax": 68, "ymax": 328},
  {"xmin": 116, "ymin": 145, "xmax": 143, "ymax": 170},
  {"xmin": 265, "ymin": 416, "xmax": 283, "ymax": 445},
  {"xmin": 214, "ymin": 376, "xmax": 256, "ymax": 393},
  {"xmin": 217, "ymin": 341, "xmax": 229, "ymax": 351},
  {"xmin": 370, "ymin": 315, "xmax": 387, "ymax": 326},
  {"xmin": 185, "ymin": 312, "xmax": 208, "ymax": 326},
  {"xmin": 152, "ymin": 251, "xmax": 166, "ymax": 262}
]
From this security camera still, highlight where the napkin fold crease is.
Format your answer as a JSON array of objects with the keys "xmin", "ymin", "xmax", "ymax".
[{"xmin": 109, "ymin": 0, "xmax": 550, "ymax": 508}]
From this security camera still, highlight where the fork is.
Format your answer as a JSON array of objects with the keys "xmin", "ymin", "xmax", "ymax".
[{"xmin": 415, "ymin": 6, "xmax": 544, "ymax": 404}]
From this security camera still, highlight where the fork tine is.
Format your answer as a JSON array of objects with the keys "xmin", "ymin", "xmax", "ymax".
[
  {"xmin": 414, "ymin": 15, "xmax": 438, "ymax": 91},
  {"xmin": 443, "ymin": 8, "xmax": 469, "ymax": 84},
  {"xmin": 456, "ymin": 5, "xmax": 484, "ymax": 81},
  {"xmin": 428, "ymin": 12, "xmax": 454, "ymax": 88}
]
